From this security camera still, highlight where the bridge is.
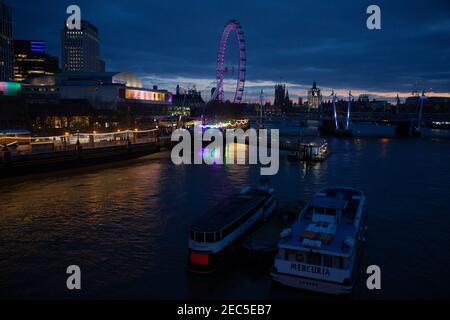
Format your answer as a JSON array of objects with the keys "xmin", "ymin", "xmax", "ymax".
[
  {"xmin": 251, "ymin": 91, "xmax": 450, "ymax": 137},
  {"xmin": 249, "ymin": 112, "xmax": 450, "ymax": 123},
  {"xmin": 249, "ymin": 111, "xmax": 450, "ymax": 137}
]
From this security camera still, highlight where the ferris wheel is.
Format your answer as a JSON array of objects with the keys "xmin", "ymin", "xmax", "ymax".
[{"xmin": 211, "ymin": 20, "xmax": 246, "ymax": 103}]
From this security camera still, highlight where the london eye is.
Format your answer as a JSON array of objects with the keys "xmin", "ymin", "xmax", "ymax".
[{"xmin": 211, "ymin": 20, "xmax": 246, "ymax": 103}]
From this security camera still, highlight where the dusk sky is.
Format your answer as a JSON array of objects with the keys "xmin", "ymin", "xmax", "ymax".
[{"xmin": 10, "ymin": 0, "xmax": 450, "ymax": 102}]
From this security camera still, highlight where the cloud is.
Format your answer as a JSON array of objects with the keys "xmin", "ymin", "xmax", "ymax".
[
  {"xmin": 9, "ymin": 0, "xmax": 450, "ymax": 95},
  {"xmin": 141, "ymin": 74, "xmax": 450, "ymax": 104}
]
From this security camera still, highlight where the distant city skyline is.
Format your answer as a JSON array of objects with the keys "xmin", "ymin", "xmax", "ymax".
[{"xmin": 8, "ymin": 0, "xmax": 450, "ymax": 102}]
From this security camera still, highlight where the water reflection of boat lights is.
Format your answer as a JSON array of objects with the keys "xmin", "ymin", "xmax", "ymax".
[{"xmin": 199, "ymin": 147, "xmax": 222, "ymax": 163}]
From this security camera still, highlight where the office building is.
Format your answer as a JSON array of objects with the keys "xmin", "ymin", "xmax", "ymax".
[
  {"xmin": 13, "ymin": 40, "xmax": 59, "ymax": 82},
  {"xmin": 23, "ymin": 71, "xmax": 172, "ymax": 111},
  {"xmin": 0, "ymin": 0, "xmax": 13, "ymax": 81},
  {"xmin": 61, "ymin": 20, "xmax": 105, "ymax": 72}
]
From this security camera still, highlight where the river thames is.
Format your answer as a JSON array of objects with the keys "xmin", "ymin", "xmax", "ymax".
[{"xmin": 1, "ymin": 126, "xmax": 450, "ymax": 299}]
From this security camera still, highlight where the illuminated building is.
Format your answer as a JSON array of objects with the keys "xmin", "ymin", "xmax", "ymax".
[
  {"xmin": 22, "ymin": 72, "xmax": 172, "ymax": 111},
  {"xmin": 13, "ymin": 40, "xmax": 59, "ymax": 82},
  {"xmin": 61, "ymin": 20, "xmax": 105, "ymax": 72},
  {"xmin": 0, "ymin": 81, "xmax": 21, "ymax": 96},
  {"xmin": 171, "ymin": 86, "xmax": 205, "ymax": 116},
  {"xmin": 307, "ymin": 80, "xmax": 322, "ymax": 109},
  {"xmin": 0, "ymin": 0, "xmax": 13, "ymax": 81},
  {"xmin": 3, "ymin": 72, "xmax": 173, "ymax": 132}
]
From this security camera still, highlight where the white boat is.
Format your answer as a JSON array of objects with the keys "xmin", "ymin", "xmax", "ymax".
[
  {"xmin": 189, "ymin": 178, "xmax": 278, "ymax": 273},
  {"xmin": 270, "ymin": 187, "xmax": 367, "ymax": 295}
]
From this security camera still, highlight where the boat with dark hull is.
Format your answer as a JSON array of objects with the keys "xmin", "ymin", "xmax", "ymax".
[
  {"xmin": 0, "ymin": 139, "xmax": 173, "ymax": 179},
  {"xmin": 188, "ymin": 179, "xmax": 278, "ymax": 273}
]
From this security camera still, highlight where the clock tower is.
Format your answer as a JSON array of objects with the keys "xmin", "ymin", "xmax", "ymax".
[{"xmin": 308, "ymin": 80, "xmax": 322, "ymax": 109}]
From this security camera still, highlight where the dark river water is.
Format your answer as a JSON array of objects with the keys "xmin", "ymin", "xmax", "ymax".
[{"xmin": 1, "ymin": 126, "xmax": 450, "ymax": 300}]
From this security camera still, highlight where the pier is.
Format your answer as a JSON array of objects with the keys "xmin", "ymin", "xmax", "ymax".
[{"xmin": 0, "ymin": 130, "xmax": 175, "ymax": 178}]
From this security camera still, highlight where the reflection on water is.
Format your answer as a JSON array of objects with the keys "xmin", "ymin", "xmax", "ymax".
[{"xmin": 1, "ymin": 138, "xmax": 450, "ymax": 299}]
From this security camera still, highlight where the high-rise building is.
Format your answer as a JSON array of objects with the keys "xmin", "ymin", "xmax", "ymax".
[
  {"xmin": 307, "ymin": 80, "xmax": 322, "ymax": 109},
  {"xmin": 0, "ymin": 0, "xmax": 13, "ymax": 81},
  {"xmin": 13, "ymin": 40, "xmax": 59, "ymax": 82},
  {"xmin": 61, "ymin": 20, "xmax": 104, "ymax": 72}
]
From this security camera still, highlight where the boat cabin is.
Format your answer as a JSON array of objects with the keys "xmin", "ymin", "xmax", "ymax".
[
  {"xmin": 279, "ymin": 188, "xmax": 364, "ymax": 258},
  {"xmin": 190, "ymin": 194, "xmax": 266, "ymax": 244}
]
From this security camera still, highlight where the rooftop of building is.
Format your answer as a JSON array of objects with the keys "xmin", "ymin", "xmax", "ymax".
[
  {"xmin": 26, "ymin": 71, "xmax": 147, "ymax": 89},
  {"xmin": 63, "ymin": 19, "xmax": 99, "ymax": 33}
]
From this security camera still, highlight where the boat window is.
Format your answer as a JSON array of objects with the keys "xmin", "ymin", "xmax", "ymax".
[
  {"xmin": 315, "ymin": 207, "xmax": 326, "ymax": 214},
  {"xmin": 323, "ymin": 255, "xmax": 332, "ymax": 267},
  {"xmin": 342, "ymin": 258, "xmax": 350, "ymax": 269},
  {"xmin": 332, "ymin": 256, "xmax": 342, "ymax": 269},
  {"xmin": 307, "ymin": 252, "xmax": 322, "ymax": 266},
  {"xmin": 215, "ymin": 231, "xmax": 221, "ymax": 241},
  {"xmin": 286, "ymin": 250, "xmax": 296, "ymax": 261},
  {"xmin": 339, "ymin": 257, "xmax": 344, "ymax": 269},
  {"xmin": 205, "ymin": 232, "xmax": 215, "ymax": 243},
  {"xmin": 194, "ymin": 232, "xmax": 205, "ymax": 243},
  {"xmin": 190, "ymin": 230, "xmax": 195, "ymax": 241},
  {"xmin": 277, "ymin": 249, "xmax": 286, "ymax": 259}
]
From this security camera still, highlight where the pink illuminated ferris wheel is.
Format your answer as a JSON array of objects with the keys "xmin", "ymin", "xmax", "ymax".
[{"xmin": 212, "ymin": 20, "xmax": 246, "ymax": 103}]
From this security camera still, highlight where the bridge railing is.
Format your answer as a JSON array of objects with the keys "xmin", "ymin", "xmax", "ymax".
[{"xmin": 248, "ymin": 112, "xmax": 450, "ymax": 122}]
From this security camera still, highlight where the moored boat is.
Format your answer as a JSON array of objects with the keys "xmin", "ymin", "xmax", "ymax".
[
  {"xmin": 287, "ymin": 139, "xmax": 331, "ymax": 162},
  {"xmin": 270, "ymin": 187, "xmax": 367, "ymax": 295},
  {"xmin": 188, "ymin": 179, "xmax": 278, "ymax": 273}
]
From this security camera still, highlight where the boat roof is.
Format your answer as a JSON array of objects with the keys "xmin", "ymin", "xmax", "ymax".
[
  {"xmin": 191, "ymin": 191, "xmax": 266, "ymax": 233},
  {"xmin": 279, "ymin": 187, "xmax": 365, "ymax": 258},
  {"xmin": 310, "ymin": 197, "xmax": 347, "ymax": 210}
]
